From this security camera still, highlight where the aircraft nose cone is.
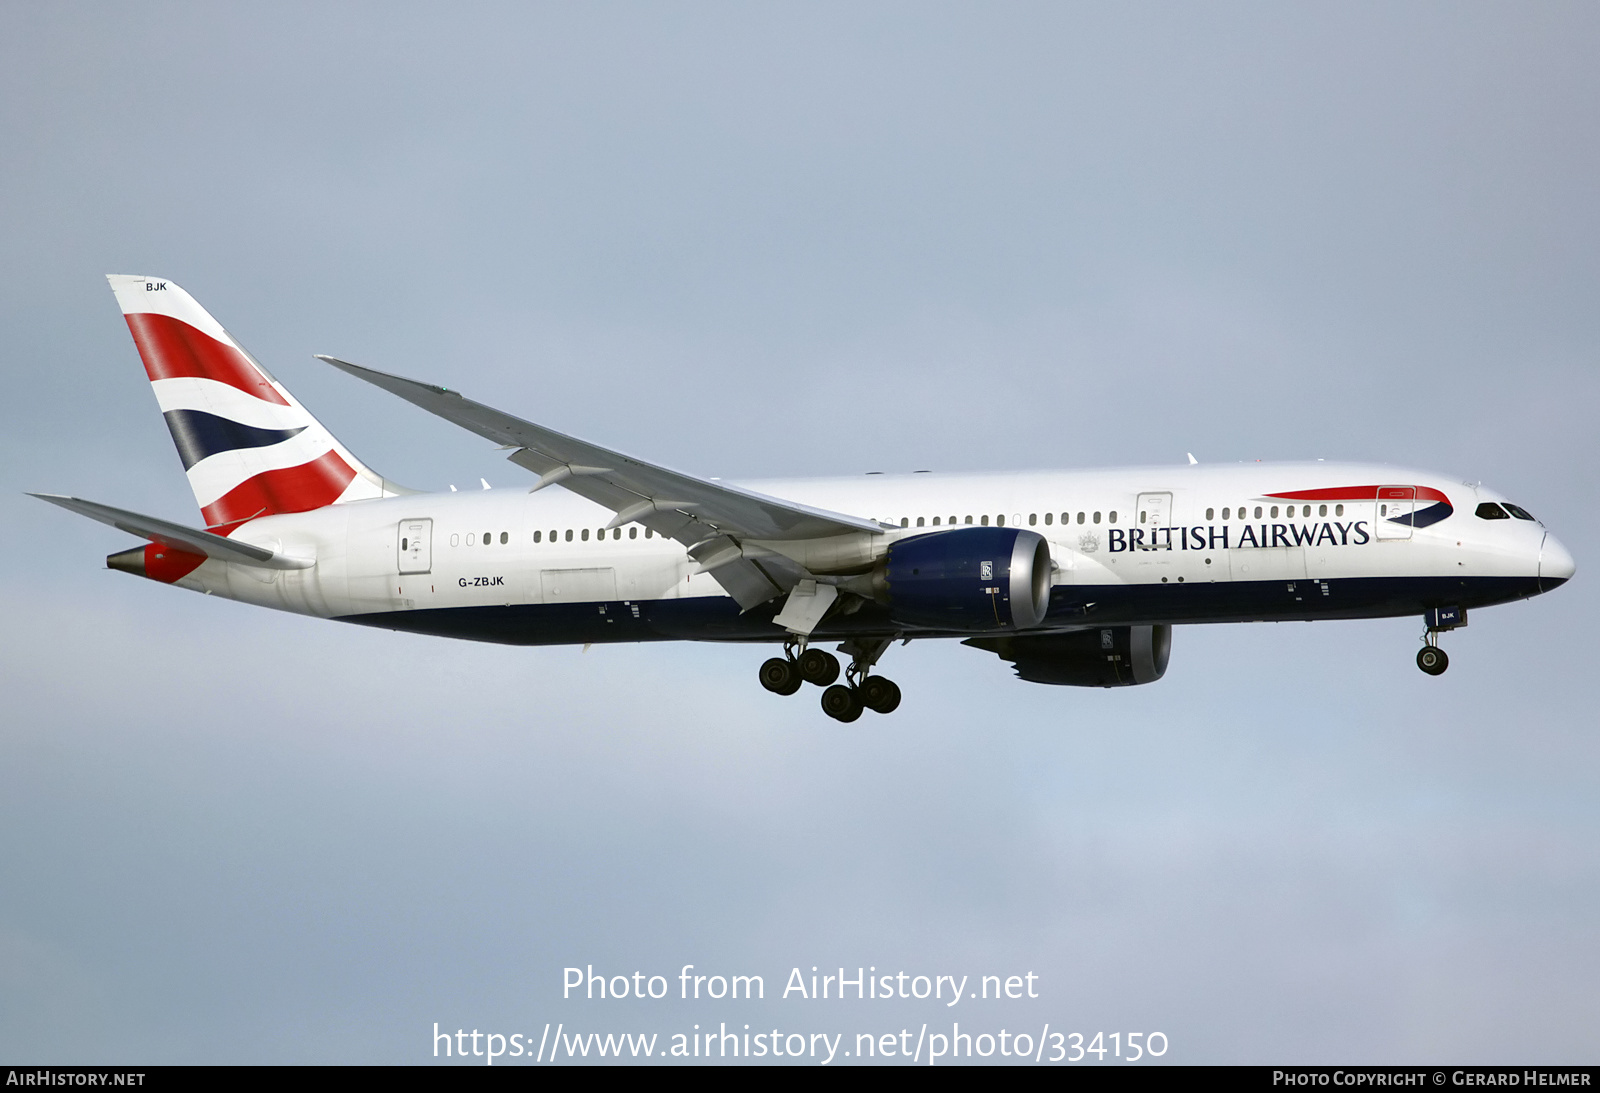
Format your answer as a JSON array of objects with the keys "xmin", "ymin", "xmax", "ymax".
[{"xmin": 1540, "ymin": 533, "xmax": 1576, "ymax": 589}]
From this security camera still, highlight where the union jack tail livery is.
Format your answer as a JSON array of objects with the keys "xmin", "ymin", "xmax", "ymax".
[{"xmin": 107, "ymin": 275, "xmax": 401, "ymax": 534}]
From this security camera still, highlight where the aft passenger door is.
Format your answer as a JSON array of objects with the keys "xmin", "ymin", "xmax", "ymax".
[{"xmin": 398, "ymin": 518, "xmax": 433, "ymax": 573}]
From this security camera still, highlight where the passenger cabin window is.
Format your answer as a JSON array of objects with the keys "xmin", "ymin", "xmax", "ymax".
[
  {"xmin": 1029, "ymin": 513, "xmax": 1037, "ymax": 526},
  {"xmin": 917, "ymin": 517, "xmax": 925, "ymax": 527},
  {"xmin": 1503, "ymin": 503, "xmax": 1537, "ymax": 521},
  {"xmin": 1222, "ymin": 507, "xmax": 1230, "ymax": 520},
  {"xmin": 901, "ymin": 518, "xmax": 909, "ymax": 528},
  {"xmin": 629, "ymin": 527, "xmax": 638, "ymax": 538},
  {"xmin": 1336, "ymin": 504, "xmax": 1344, "ymax": 516},
  {"xmin": 1254, "ymin": 506, "xmax": 1263, "ymax": 519},
  {"xmin": 965, "ymin": 516, "xmax": 973, "ymax": 525},
  {"xmin": 932, "ymin": 517, "xmax": 941, "ymax": 526},
  {"xmin": 1044, "ymin": 512, "xmax": 1053, "ymax": 525},
  {"xmin": 1109, "ymin": 511, "xmax": 1117, "ymax": 524},
  {"xmin": 534, "ymin": 531, "xmax": 542, "ymax": 543},
  {"xmin": 1093, "ymin": 512, "xmax": 1101, "ymax": 524},
  {"xmin": 500, "ymin": 532, "xmax": 509, "ymax": 544},
  {"xmin": 981, "ymin": 515, "xmax": 990, "ymax": 526},
  {"xmin": 1270, "ymin": 506, "xmax": 1279, "ymax": 518},
  {"xmin": 1206, "ymin": 508, "xmax": 1214, "ymax": 520},
  {"xmin": 1319, "ymin": 504, "xmax": 1327, "ymax": 516}
]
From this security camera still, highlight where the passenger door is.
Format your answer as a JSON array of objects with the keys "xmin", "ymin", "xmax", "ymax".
[
  {"xmin": 398, "ymin": 518, "xmax": 432, "ymax": 574},
  {"xmin": 1375, "ymin": 486, "xmax": 1415, "ymax": 541},
  {"xmin": 1136, "ymin": 492, "xmax": 1173, "ymax": 551}
]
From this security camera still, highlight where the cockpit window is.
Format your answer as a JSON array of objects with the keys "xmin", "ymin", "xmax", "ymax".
[
  {"xmin": 1502, "ymin": 503, "xmax": 1537, "ymax": 521},
  {"xmin": 1475, "ymin": 502, "xmax": 1510, "ymax": 520}
]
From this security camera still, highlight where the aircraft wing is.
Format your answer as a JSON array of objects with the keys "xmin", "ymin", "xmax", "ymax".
[
  {"xmin": 317, "ymin": 356, "xmax": 884, "ymax": 547},
  {"xmin": 28, "ymin": 494, "xmax": 315, "ymax": 569}
]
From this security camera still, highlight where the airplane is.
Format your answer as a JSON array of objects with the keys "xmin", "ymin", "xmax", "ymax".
[{"xmin": 31, "ymin": 276, "xmax": 1575, "ymax": 722}]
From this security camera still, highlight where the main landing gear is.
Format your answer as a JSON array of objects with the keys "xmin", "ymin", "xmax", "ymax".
[{"xmin": 759, "ymin": 637, "xmax": 902, "ymax": 720}]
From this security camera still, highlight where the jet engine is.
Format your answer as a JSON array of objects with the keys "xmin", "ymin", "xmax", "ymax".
[
  {"xmin": 964, "ymin": 625, "xmax": 1172, "ymax": 686},
  {"xmin": 871, "ymin": 527, "xmax": 1052, "ymax": 631}
]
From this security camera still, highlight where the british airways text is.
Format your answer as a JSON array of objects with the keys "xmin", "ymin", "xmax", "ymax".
[{"xmin": 1108, "ymin": 521, "xmax": 1372, "ymax": 553}]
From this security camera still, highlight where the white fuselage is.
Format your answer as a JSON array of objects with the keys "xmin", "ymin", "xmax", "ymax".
[{"xmin": 160, "ymin": 461, "xmax": 1567, "ymax": 644}]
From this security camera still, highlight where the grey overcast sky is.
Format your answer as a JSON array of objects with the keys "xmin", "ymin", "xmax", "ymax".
[{"xmin": 2, "ymin": 2, "xmax": 1597, "ymax": 1064}]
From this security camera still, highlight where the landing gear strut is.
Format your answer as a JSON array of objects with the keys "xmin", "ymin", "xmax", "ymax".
[{"xmin": 757, "ymin": 635, "xmax": 904, "ymax": 719}]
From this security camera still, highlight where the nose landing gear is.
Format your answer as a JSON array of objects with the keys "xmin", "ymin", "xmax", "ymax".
[{"xmin": 1416, "ymin": 607, "xmax": 1464, "ymax": 676}]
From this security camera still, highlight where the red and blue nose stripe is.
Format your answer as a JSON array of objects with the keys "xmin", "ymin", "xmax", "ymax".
[{"xmin": 1266, "ymin": 485, "xmax": 1453, "ymax": 529}]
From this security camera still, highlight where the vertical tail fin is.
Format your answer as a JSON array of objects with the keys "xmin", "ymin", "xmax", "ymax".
[{"xmin": 107, "ymin": 275, "xmax": 403, "ymax": 533}]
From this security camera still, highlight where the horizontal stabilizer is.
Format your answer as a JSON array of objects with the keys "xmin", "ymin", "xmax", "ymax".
[{"xmin": 28, "ymin": 494, "xmax": 314, "ymax": 570}]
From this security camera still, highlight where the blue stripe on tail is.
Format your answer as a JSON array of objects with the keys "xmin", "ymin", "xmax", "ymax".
[{"xmin": 162, "ymin": 409, "xmax": 307, "ymax": 470}]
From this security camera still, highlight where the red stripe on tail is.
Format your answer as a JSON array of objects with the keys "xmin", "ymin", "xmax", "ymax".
[
  {"xmin": 124, "ymin": 313, "xmax": 290, "ymax": 405},
  {"xmin": 201, "ymin": 449, "xmax": 357, "ymax": 533}
]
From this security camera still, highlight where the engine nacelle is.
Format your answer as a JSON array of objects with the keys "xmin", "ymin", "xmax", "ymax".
[
  {"xmin": 965, "ymin": 625, "xmax": 1172, "ymax": 687},
  {"xmin": 878, "ymin": 527, "xmax": 1051, "ymax": 631}
]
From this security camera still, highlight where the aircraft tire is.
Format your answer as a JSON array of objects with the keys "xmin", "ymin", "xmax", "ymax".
[
  {"xmin": 760, "ymin": 657, "xmax": 803, "ymax": 695},
  {"xmin": 821, "ymin": 684, "xmax": 863, "ymax": 722},
  {"xmin": 859, "ymin": 676, "xmax": 902, "ymax": 714},
  {"xmin": 798, "ymin": 648, "xmax": 841, "ymax": 686},
  {"xmin": 1416, "ymin": 647, "xmax": 1449, "ymax": 676}
]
